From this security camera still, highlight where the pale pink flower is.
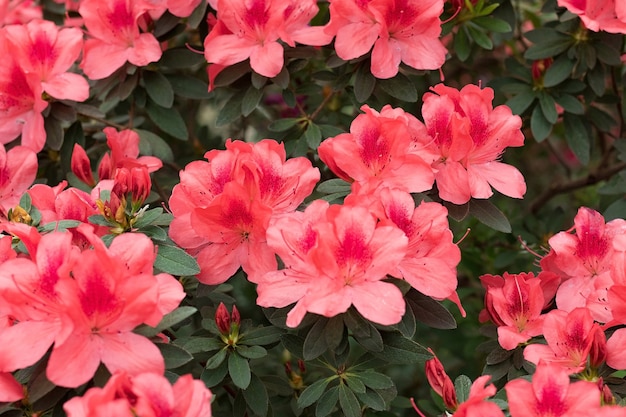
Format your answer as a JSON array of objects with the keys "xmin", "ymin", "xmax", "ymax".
[
  {"xmin": 0, "ymin": 372, "xmax": 22, "ymax": 402},
  {"xmin": 79, "ymin": 0, "xmax": 163, "ymax": 79},
  {"xmin": 0, "ymin": 142, "xmax": 37, "ymax": 215},
  {"xmin": 4, "ymin": 19, "xmax": 89, "ymax": 101},
  {"xmin": 557, "ymin": 0, "xmax": 626, "ymax": 34},
  {"xmin": 325, "ymin": 0, "xmax": 447, "ymax": 78},
  {"xmin": 0, "ymin": 0, "xmax": 42, "ymax": 25}
]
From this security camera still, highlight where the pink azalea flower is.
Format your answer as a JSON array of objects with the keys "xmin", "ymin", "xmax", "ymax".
[
  {"xmin": 64, "ymin": 371, "xmax": 212, "ymax": 417},
  {"xmin": 318, "ymin": 104, "xmax": 434, "ymax": 197},
  {"xmin": 0, "ymin": 0, "xmax": 42, "ymax": 25},
  {"xmin": 420, "ymin": 83, "xmax": 526, "ymax": 204},
  {"xmin": 4, "ymin": 19, "xmax": 89, "ymax": 101},
  {"xmin": 0, "ymin": 372, "xmax": 23, "ymax": 402},
  {"xmin": 452, "ymin": 376, "xmax": 504, "ymax": 417},
  {"xmin": 79, "ymin": 0, "xmax": 163, "ymax": 79},
  {"xmin": 376, "ymin": 188, "xmax": 463, "ymax": 312},
  {"xmin": 0, "ymin": 35, "xmax": 48, "ymax": 151},
  {"xmin": 169, "ymin": 139, "xmax": 319, "ymax": 285},
  {"xmin": 257, "ymin": 202, "xmax": 408, "ymax": 327},
  {"xmin": 424, "ymin": 348, "xmax": 458, "ymax": 410},
  {"xmin": 204, "ymin": 0, "xmax": 331, "ymax": 78},
  {"xmin": 505, "ymin": 361, "xmax": 602, "ymax": 417},
  {"xmin": 524, "ymin": 307, "xmax": 603, "ymax": 373},
  {"xmin": 557, "ymin": 0, "xmax": 626, "ymax": 34},
  {"xmin": 480, "ymin": 272, "xmax": 546, "ymax": 350},
  {"xmin": 325, "ymin": 0, "xmax": 447, "ymax": 78},
  {"xmin": 0, "ymin": 142, "xmax": 37, "ymax": 215}
]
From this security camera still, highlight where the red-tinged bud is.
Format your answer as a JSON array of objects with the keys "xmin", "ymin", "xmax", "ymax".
[
  {"xmin": 425, "ymin": 348, "xmax": 458, "ymax": 410},
  {"xmin": 71, "ymin": 144, "xmax": 95, "ymax": 187},
  {"xmin": 589, "ymin": 326, "xmax": 607, "ymax": 369},
  {"xmin": 112, "ymin": 167, "xmax": 131, "ymax": 199},
  {"xmin": 298, "ymin": 359, "xmax": 306, "ymax": 374},
  {"xmin": 129, "ymin": 166, "xmax": 151, "ymax": 204},
  {"xmin": 231, "ymin": 304, "xmax": 241, "ymax": 326},
  {"xmin": 532, "ymin": 58, "xmax": 553, "ymax": 82},
  {"xmin": 98, "ymin": 153, "xmax": 113, "ymax": 181},
  {"xmin": 284, "ymin": 362, "xmax": 292, "ymax": 377},
  {"xmin": 215, "ymin": 302, "xmax": 230, "ymax": 335},
  {"xmin": 599, "ymin": 378, "xmax": 615, "ymax": 405}
]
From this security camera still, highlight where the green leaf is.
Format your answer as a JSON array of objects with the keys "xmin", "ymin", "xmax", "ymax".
[
  {"xmin": 538, "ymin": 92, "xmax": 558, "ymax": 124},
  {"xmin": 524, "ymin": 39, "xmax": 572, "ymax": 60},
  {"xmin": 136, "ymin": 129, "xmax": 174, "ymax": 162},
  {"xmin": 595, "ymin": 41, "xmax": 622, "ymax": 65},
  {"xmin": 345, "ymin": 376, "xmax": 366, "ymax": 394},
  {"xmin": 394, "ymin": 299, "xmax": 416, "ymax": 337},
  {"xmin": 38, "ymin": 220, "xmax": 82, "ymax": 233},
  {"xmin": 133, "ymin": 207, "xmax": 164, "ymax": 228},
  {"xmin": 454, "ymin": 375, "xmax": 473, "ymax": 403},
  {"xmin": 355, "ymin": 371, "xmax": 394, "ymax": 390},
  {"xmin": 272, "ymin": 66, "xmax": 290, "ymax": 89},
  {"xmin": 373, "ymin": 332, "xmax": 432, "ymax": 364},
  {"xmin": 454, "ymin": 26, "xmax": 471, "ymax": 62},
  {"xmin": 530, "ymin": 105, "xmax": 552, "ymax": 141},
  {"xmin": 467, "ymin": 24, "xmax": 493, "ymax": 50},
  {"xmin": 303, "ymin": 317, "xmax": 330, "ymax": 360},
  {"xmin": 587, "ymin": 65, "xmax": 606, "ymax": 96},
  {"xmin": 304, "ymin": 122, "xmax": 322, "ymax": 149},
  {"xmin": 298, "ymin": 377, "xmax": 333, "ymax": 409},
  {"xmin": 243, "ymin": 374, "xmax": 269, "ymax": 417},
  {"xmin": 154, "ymin": 244, "xmax": 201, "ymax": 276},
  {"xmin": 469, "ymin": 199, "xmax": 512, "ymax": 233},
  {"xmin": 236, "ymin": 345, "xmax": 267, "ymax": 360},
  {"xmin": 564, "ymin": 113, "xmax": 590, "ymax": 165},
  {"xmin": 201, "ymin": 359, "xmax": 228, "ymax": 387},
  {"xmin": 157, "ymin": 342, "xmax": 193, "ymax": 369},
  {"xmin": 554, "ymin": 94, "xmax": 584, "ymax": 115},
  {"xmin": 316, "ymin": 386, "xmax": 339, "ymax": 417},
  {"xmin": 205, "ymin": 348, "xmax": 228, "ymax": 369},
  {"xmin": 146, "ymin": 99, "xmax": 188, "ymax": 140},
  {"xmin": 407, "ymin": 290, "xmax": 457, "ymax": 329},
  {"xmin": 319, "ymin": 124, "xmax": 345, "ymax": 137},
  {"xmin": 188, "ymin": 0, "xmax": 208, "ymax": 29},
  {"xmin": 180, "ymin": 337, "xmax": 225, "ymax": 354},
  {"xmin": 378, "ymin": 74, "xmax": 417, "ymax": 102},
  {"xmin": 354, "ymin": 64, "xmax": 376, "ymax": 102},
  {"xmin": 338, "ymin": 384, "xmax": 361, "ymax": 417},
  {"xmin": 317, "ymin": 179, "xmax": 351, "ymax": 194},
  {"xmin": 143, "ymin": 71, "xmax": 174, "ymax": 108},
  {"xmin": 241, "ymin": 85, "xmax": 263, "ymax": 117},
  {"xmin": 160, "ymin": 47, "xmax": 206, "ymax": 69},
  {"xmin": 240, "ymin": 326, "xmax": 283, "ymax": 345},
  {"xmin": 45, "ymin": 116, "xmax": 64, "ymax": 151},
  {"xmin": 269, "ymin": 117, "xmax": 301, "ymax": 132},
  {"xmin": 506, "ymin": 90, "xmax": 536, "ymax": 115},
  {"xmin": 138, "ymin": 225, "xmax": 166, "ymax": 242},
  {"xmin": 355, "ymin": 388, "xmax": 386, "ymax": 411},
  {"xmin": 472, "ymin": 16, "xmax": 511, "ymax": 33},
  {"xmin": 216, "ymin": 91, "xmax": 245, "ymax": 127},
  {"xmin": 229, "ymin": 352, "xmax": 251, "ymax": 389},
  {"xmin": 344, "ymin": 309, "xmax": 383, "ymax": 352},
  {"xmin": 167, "ymin": 74, "xmax": 210, "ymax": 99},
  {"xmin": 19, "ymin": 192, "xmax": 32, "ymax": 212},
  {"xmin": 543, "ymin": 56, "xmax": 574, "ymax": 87}
]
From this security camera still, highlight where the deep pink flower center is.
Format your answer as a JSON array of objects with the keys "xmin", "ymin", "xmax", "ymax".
[
  {"xmin": 107, "ymin": 0, "xmax": 135, "ymax": 42},
  {"xmin": 298, "ymin": 225, "xmax": 317, "ymax": 254},
  {"xmin": 79, "ymin": 272, "xmax": 119, "ymax": 320},
  {"xmin": 0, "ymin": 65, "xmax": 34, "ymax": 113},
  {"xmin": 536, "ymin": 383, "xmax": 567, "ymax": 416},
  {"xmin": 221, "ymin": 198, "xmax": 253, "ymax": 237},
  {"xmin": 245, "ymin": 0, "xmax": 269, "ymax": 29},
  {"xmin": 358, "ymin": 127, "xmax": 390, "ymax": 173},
  {"xmin": 30, "ymin": 32, "xmax": 57, "ymax": 75},
  {"xmin": 386, "ymin": 0, "xmax": 418, "ymax": 35},
  {"xmin": 336, "ymin": 227, "xmax": 372, "ymax": 283},
  {"xmin": 576, "ymin": 228, "xmax": 609, "ymax": 264},
  {"xmin": 388, "ymin": 202, "xmax": 414, "ymax": 238}
]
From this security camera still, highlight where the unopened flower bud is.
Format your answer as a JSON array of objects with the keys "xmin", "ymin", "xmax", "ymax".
[
  {"xmin": 425, "ymin": 348, "xmax": 458, "ymax": 410},
  {"xmin": 215, "ymin": 302, "xmax": 230, "ymax": 335},
  {"xmin": 599, "ymin": 378, "xmax": 615, "ymax": 405},
  {"xmin": 589, "ymin": 326, "xmax": 607, "ymax": 369},
  {"xmin": 98, "ymin": 153, "xmax": 113, "ymax": 181},
  {"xmin": 129, "ymin": 166, "xmax": 151, "ymax": 204},
  {"xmin": 71, "ymin": 144, "xmax": 95, "ymax": 187}
]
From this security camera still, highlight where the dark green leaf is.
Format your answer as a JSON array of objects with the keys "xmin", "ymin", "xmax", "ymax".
[
  {"xmin": 188, "ymin": 0, "xmax": 208, "ymax": 29},
  {"xmin": 345, "ymin": 376, "xmax": 366, "ymax": 394},
  {"xmin": 269, "ymin": 118, "xmax": 301, "ymax": 132},
  {"xmin": 298, "ymin": 377, "xmax": 333, "ymax": 409},
  {"xmin": 242, "ymin": 85, "xmax": 263, "ymax": 116},
  {"xmin": 454, "ymin": 26, "xmax": 471, "ymax": 62},
  {"xmin": 143, "ymin": 71, "xmax": 174, "ymax": 108},
  {"xmin": 378, "ymin": 74, "xmax": 417, "ymax": 102},
  {"xmin": 272, "ymin": 66, "xmax": 290, "ymax": 89},
  {"xmin": 160, "ymin": 47, "xmax": 206, "ymax": 69},
  {"xmin": 205, "ymin": 348, "xmax": 228, "ymax": 369},
  {"xmin": 139, "ymin": 226, "xmax": 166, "ymax": 244},
  {"xmin": 587, "ymin": 65, "xmax": 606, "ymax": 96},
  {"xmin": 304, "ymin": 317, "xmax": 330, "ymax": 360},
  {"xmin": 355, "ymin": 388, "xmax": 386, "ymax": 411},
  {"xmin": 243, "ymin": 374, "xmax": 269, "ymax": 417},
  {"xmin": 524, "ymin": 39, "xmax": 572, "ymax": 60},
  {"xmin": 506, "ymin": 90, "xmax": 536, "ymax": 115},
  {"xmin": 146, "ymin": 99, "xmax": 188, "ymax": 140},
  {"xmin": 472, "ymin": 16, "xmax": 511, "ymax": 33},
  {"xmin": 136, "ymin": 129, "xmax": 174, "ymax": 162},
  {"xmin": 216, "ymin": 91, "xmax": 245, "ymax": 126},
  {"xmin": 237, "ymin": 345, "xmax": 267, "ymax": 360},
  {"xmin": 394, "ymin": 299, "xmax": 416, "ymax": 338},
  {"xmin": 316, "ymin": 386, "xmax": 339, "ymax": 417},
  {"xmin": 407, "ymin": 291, "xmax": 456, "ymax": 329},
  {"xmin": 524, "ymin": 28, "xmax": 568, "ymax": 43},
  {"xmin": 319, "ymin": 124, "xmax": 345, "ymax": 137},
  {"xmin": 354, "ymin": 64, "xmax": 376, "ymax": 102},
  {"xmin": 240, "ymin": 326, "xmax": 283, "ymax": 345},
  {"xmin": 157, "ymin": 342, "xmax": 193, "ymax": 369},
  {"xmin": 339, "ymin": 384, "xmax": 361, "ymax": 417},
  {"xmin": 38, "ymin": 220, "xmax": 82, "ymax": 233},
  {"xmin": 281, "ymin": 334, "xmax": 305, "ymax": 359},
  {"xmin": 538, "ymin": 92, "xmax": 558, "ymax": 124},
  {"xmin": 373, "ymin": 332, "xmax": 432, "ymax": 364},
  {"xmin": 588, "ymin": 106, "xmax": 616, "ymax": 132},
  {"xmin": 304, "ymin": 122, "xmax": 322, "ymax": 149},
  {"xmin": 530, "ymin": 105, "xmax": 552, "ymax": 141},
  {"xmin": 595, "ymin": 41, "xmax": 622, "ymax": 65},
  {"xmin": 45, "ymin": 116, "xmax": 64, "ymax": 151},
  {"xmin": 454, "ymin": 375, "xmax": 472, "ymax": 403},
  {"xmin": 251, "ymin": 72, "xmax": 267, "ymax": 89},
  {"xmin": 543, "ymin": 56, "xmax": 574, "ymax": 87},
  {"xmin": 154, "ymin": 244, "xmax": 201, "ymax": 276},
  {"xmin": 344, "ymin": 309, "xmax": 383, "ymax": 352},
  {"xmin": 62, "ymin": 121, "xmax": 85, "ymax": 173},
  {"xmin": 467, "ymin": 24, "xmax": 493, "ymax": 50},
  {"xmin": 229, "ymin": 352, "xmax": 251, "ymax": 389},
  {"xmin": 469, "ymin": 199, "xmax": 512, "ymax": 233},
  {"xmin": 133, "ymin": 207, "xmax": 164, "ymax": 228},
  {"xmin": 180, "ymin": 337, "xmax": 225, "ymax": 354},
  {"xmin": 317, "ymin": 179, "xmax": 352, "ymax": 194},
  {"xmin": 564, "ymin": 113, "xmax": 590, "ymax": 165},
  {"xmin": 201, "ymin": 359, "xmax": 228, "ymax": 387},
  {"xmin": 554, "ymin": 94, "xmax": 584, "ymax": 115},
  {"xmin": 486, "ymin": 346, "xmax": 514, "ymax": 365},
  {"xmin": 167, "ymin": 74, "xmax": 210, "ymax": 99},
  {"xmin": 355, "ymin": 371, "xmax": 394, "ymax": 390}
]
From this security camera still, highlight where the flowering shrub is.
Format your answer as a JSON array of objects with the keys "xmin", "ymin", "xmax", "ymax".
[{"xmin": 1, "ymin": 0, "xmax": 626, "ymax": 416}]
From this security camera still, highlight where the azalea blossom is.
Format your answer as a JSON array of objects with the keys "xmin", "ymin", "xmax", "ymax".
[
  {"xmin": 63, "ymin": 371, "xmax": 212, "ymax": 417},
  {"xmin": 0, "ymin": 142, "xmax": 37, "ymax": 215},
  {"xmin": 79, "ymin": 0, "xmax": 163, "ymax": 79},
  {"xmin": 0, "ymin": 0, "xmax": 42, "ymax": 25},
  {"xmin": 325, "ymin": 0, "xmax": 447, "ymax": 78},
  {"xmin": 419, "ymin": 83, "xmax": 526, "ymax": 204},
  {"xmin": 557, "ymin": 0, "xmax": 626, "ymax": 34},
  {"xmin": 4, "ymin": 19, "xmax": 89, "ymax": 101}
]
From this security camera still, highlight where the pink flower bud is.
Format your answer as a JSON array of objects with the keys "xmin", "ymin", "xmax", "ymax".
[
  {"xmin": 112, "ymin": 167, "xmax": 131, "ymax": 199},
  {"xmin": 231, "ymin": 304, "xmax": 241, "ymax": 327},
  {"xmin": 215, "ymin": 302, "xmax": 230, "ymax": 335},
  {"xmin": 129, "ymin": 166, "xmax": 151, "ymax": 204},
  {"xmin": 98, "ymin": 153, "xmax": 113, "ymax": 181},
  {"xmin": 589, "ymin": 326, "xmax": 607, "ymax": 369},
  {"xmin": 71, "ymin": 144, "xmax": 95, "ymax": 187},
  {"xmin": 424, "ymin": 349, "xmax": 458, "ymax": 410}
]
